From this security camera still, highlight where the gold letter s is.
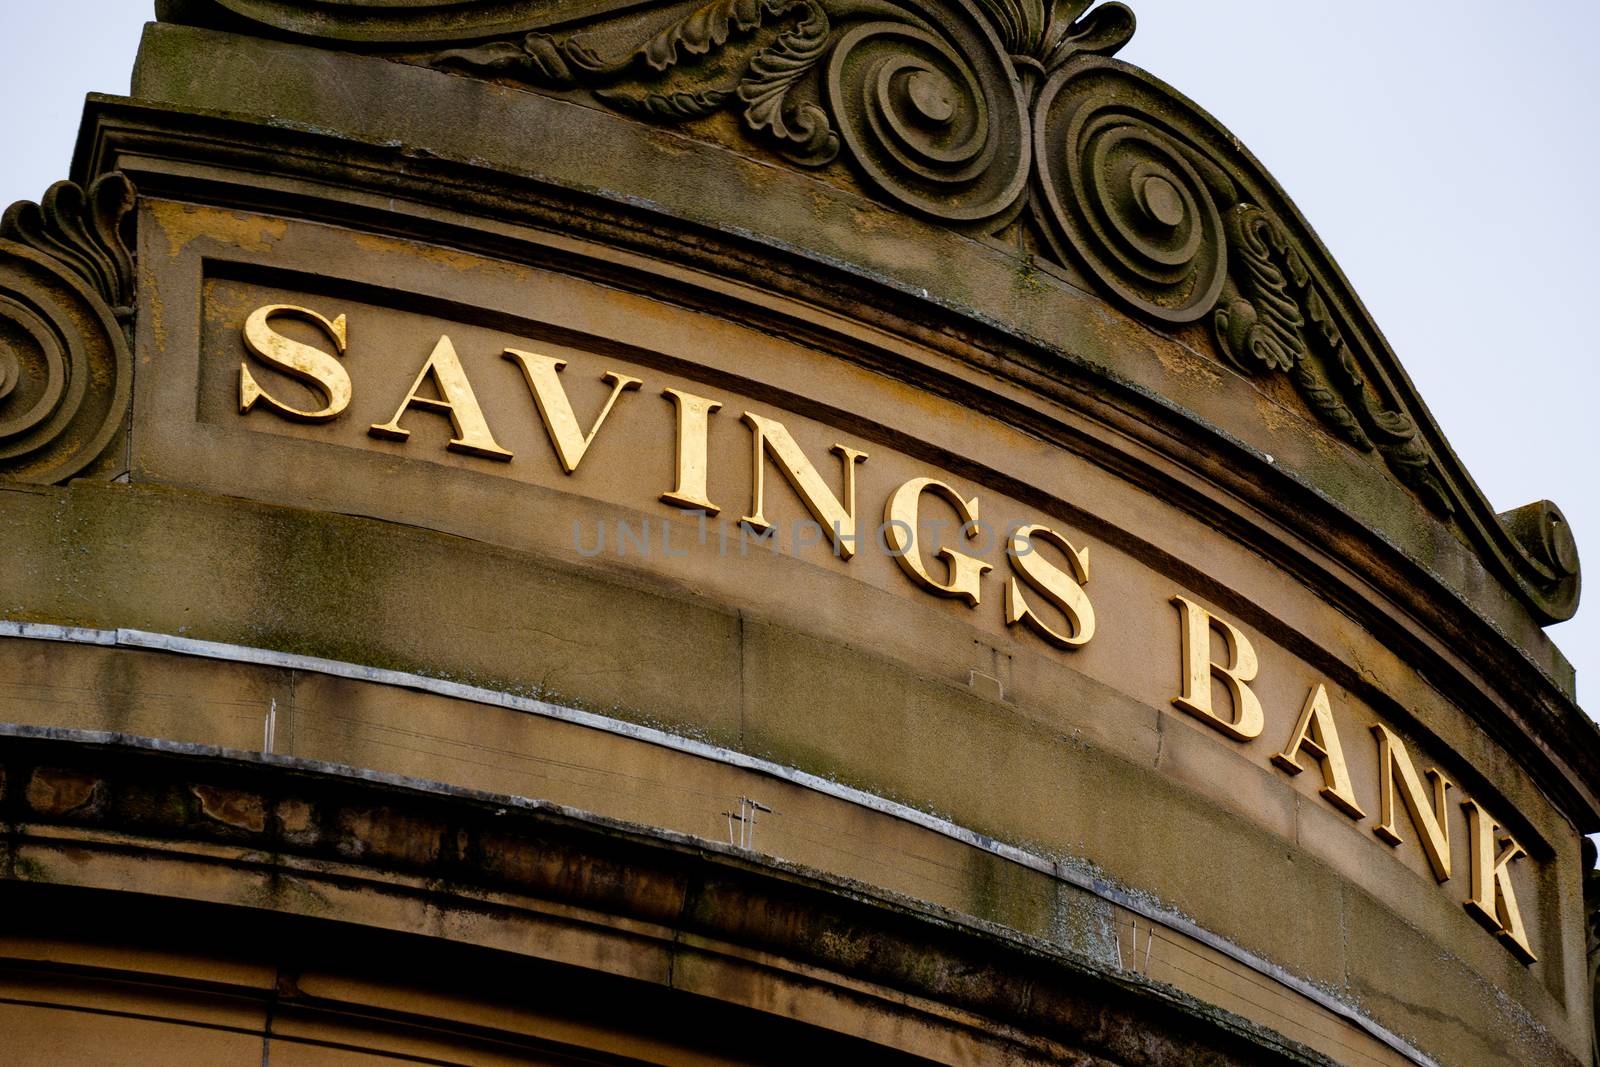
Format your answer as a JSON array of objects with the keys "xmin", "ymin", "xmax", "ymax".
[
  {"xmin": 239, "ymin": 304, "xmax": 350, "ymax": 422},
  {"xmin": 1006, "ymin": 525, "xmax": 1094, "ymax": 648}
]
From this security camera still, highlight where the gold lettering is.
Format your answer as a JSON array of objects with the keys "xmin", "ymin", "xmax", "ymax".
[
  {"xmin": 741, "ymin": 412, "xmax": 867, "ymax": 559},
  {"xmin": 1171, "ymin": 595, "xmax": 1264, "ymax": 741},
  {"xmin": 1005, "ymin": 524, "xmax": 1095, "ymax": 648},
  {"xmin": 1271, "ymin": 684, "xmax": 1365, "ymax": 820},
  {"xmin": 1461, "ymin": 798, "xmax": 1536, "ymax": 963},
  {"xmin": 239, "ymin": 304, "xmax": 351, "ymax": 422},
  {"xmin": 883, "ymin": 477, "xmax": 990, "ymax": 606},
  {"xmin": 1370, "ymin": 722, "xmax": 1452, "ymax": 882},
  {"xmin": 660, "ymin": 388, "xmax": 723, "ymax": 513},
  {"xmin": 503, "ymin": 349, "xmax": 641, "ymax": 474},
  {"xmin": 369, "ymin": 335, "xmax": 512, "ymax": 460}
]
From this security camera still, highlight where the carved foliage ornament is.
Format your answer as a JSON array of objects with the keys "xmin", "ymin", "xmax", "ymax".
[
  {"xmin": 437, "ymin": 0, "xmax": 837, "ymax": 165},
  {"xmin": 0, "ymin": 175, "xmax": 135, "ymax": 484},
  {"xmin": 169, "ymin": 0, "xmax": 1580, "ymax": 622}
]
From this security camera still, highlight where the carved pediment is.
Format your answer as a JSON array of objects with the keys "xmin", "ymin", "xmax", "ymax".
[{"xmin": 152, "ymin": 0, "xmax": 1579, "ymax": 625}]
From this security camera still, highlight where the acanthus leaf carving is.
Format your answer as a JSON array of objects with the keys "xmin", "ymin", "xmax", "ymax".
[
  {"xmin": 0, "ymin": 173, "xmax": 136, "ymax": 484},
  {"xmin": 1213, "ymin": 202, "xmax": 1456, "ymax": 515},
  {"xmin": 973, "ymin": 0, "xmax": 1134, "ymax": 72},
  {"xmin": 1, "ymin": 173, "xmax": 137, "ymax": 318},
  {"xmin": 428, "ymin": 34, "xmax": 608, "ymax": 88},
  {"xmin": 435, "ymin": 0, "xmax": 841, "ymax": 166},
  {"xmin": 731, "ymin": 0, "xmax": 837, "ymax": 161}
]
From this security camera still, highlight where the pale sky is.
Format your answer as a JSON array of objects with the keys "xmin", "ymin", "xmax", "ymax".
[{"xmin": 1, "ymin": 2, "xmax": 1594, "ymax": 705}]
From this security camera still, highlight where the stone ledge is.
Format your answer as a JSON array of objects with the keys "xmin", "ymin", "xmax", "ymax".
[{"xmin": 0, "ymin": 727, "xmax": 1330, "ymax": 1065}]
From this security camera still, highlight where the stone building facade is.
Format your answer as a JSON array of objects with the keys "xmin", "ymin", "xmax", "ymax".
[{"xmin": 1, "ymin": 2, "xmax": 1595, "ymax": 1063}]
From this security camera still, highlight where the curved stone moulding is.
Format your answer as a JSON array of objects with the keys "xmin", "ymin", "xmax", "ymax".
[
  {"xmin": 147, "ymin": 0, "xmax": 1581, "ymax": 627},
  {"xmin": 0, "ymin": 723, "xmax": 1330, "ymax": 1066},
  {"xmin": 0, "ymin": 174, "xmax": 135, "ymax": 485}
]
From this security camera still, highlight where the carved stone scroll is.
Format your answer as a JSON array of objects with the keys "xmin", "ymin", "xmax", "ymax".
[
  {"xmin": 1499, "ymin": 500, "xmax": 1582, "ymax": 621},
  {"xmin": 0, "ymin": 174, "xmax": 135, "ymax": 484},
  {"xmin": 824, "ymin": 13, "xmax": 1029, "ymax": 224},
  {"xmin": 1032, "ymin": 62, "xmax": 1229, "ymax": 323}
]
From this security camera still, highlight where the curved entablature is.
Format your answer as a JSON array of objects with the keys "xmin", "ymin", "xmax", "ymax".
[
  {"xmin": 142, "ymin": 0, "xmax": 1584, "ymax": 626},
  {"xmin": 3, "ymin": 6, "xmax": 1600, "ymax": 1060}
]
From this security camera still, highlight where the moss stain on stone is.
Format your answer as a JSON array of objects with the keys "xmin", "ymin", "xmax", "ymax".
[{"xmin": 12, "ymin": 856, "xmax": 51, "ymax": 882}]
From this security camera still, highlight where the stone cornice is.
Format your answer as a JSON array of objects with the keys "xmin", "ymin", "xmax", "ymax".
[{"xmin": 0, "ymin": 725, "xmax": 1333, "ymax": 1065}]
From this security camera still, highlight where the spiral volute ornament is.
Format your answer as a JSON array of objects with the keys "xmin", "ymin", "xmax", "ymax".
[
  {"xmin": 0, "ymin": 175, "xmax": 134, "ymax": 484},
  {"xmin": 826, "ymin": 18, "xmax": 1029, "ymax": 224},
  {"xmin": 1497, "ymin": 499, "xmax": 1581, "ymax": 622},
  {"xmin": 1032, "ymin": 61, "xmax": 1229, "ymax": 323}
]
